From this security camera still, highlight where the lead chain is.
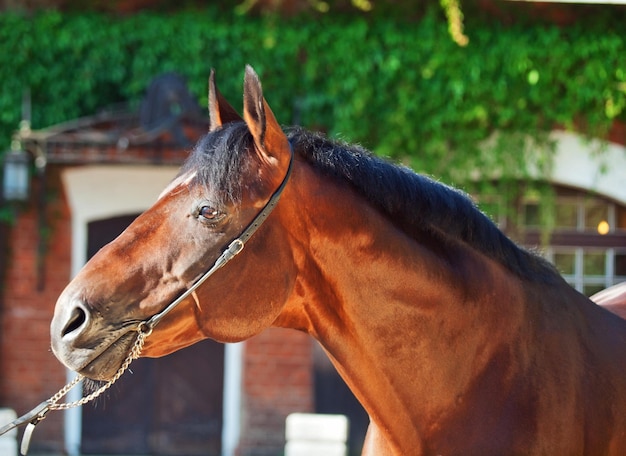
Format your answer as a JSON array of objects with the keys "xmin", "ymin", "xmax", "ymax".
[
  {"xmin": 13, "ymin": 327, "xmax": 151, "ymax": 455},
  {"xmin": 49, "ymin": 327, "xmax": 150, "ymax": 411}
]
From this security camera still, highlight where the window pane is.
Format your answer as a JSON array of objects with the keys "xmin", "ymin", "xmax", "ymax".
[
  {"xmin": 616, "ymin": 253, "xmax": 626, "ymax": 277},
  {"xmin": 583, "ymin": 252, "xmax": 606, "ymax": 276},
  {"xmin": 524, "ymin": 203, "xmax": 540, "ymax": 227},
  {"xmin": 584, "ymin": 202, "xmax": 609, "ymax": 232},
  {"xmin": 583, "ymin": 283, "xmax": 605, "ymax": 297},
  {"xmin": 554, "ymin": 252, "xmax": 576, "ymax": 275},
  {"xmin": 555, "ymin": 202, "xmax": 578, "ymax": 229},
  {"xmin": 617, "ymin": 206, "xmax": 626, "ymax": 232}
]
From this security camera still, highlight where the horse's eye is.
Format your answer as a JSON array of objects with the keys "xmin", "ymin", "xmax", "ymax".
[{"xmin": 198, "ymin": 206, "xmax": 222, "ymax": 223}]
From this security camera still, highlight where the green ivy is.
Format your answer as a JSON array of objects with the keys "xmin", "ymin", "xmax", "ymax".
[{"xmin": 0, "ymin": 5, "xmax": 625, "ymax": 197}]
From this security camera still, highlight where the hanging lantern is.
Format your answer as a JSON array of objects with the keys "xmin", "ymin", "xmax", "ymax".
[{"xmin": 2, "ymin": 143, "xmax": 30, "ymax": 202}]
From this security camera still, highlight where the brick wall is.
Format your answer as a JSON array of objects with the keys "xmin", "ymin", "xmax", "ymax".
[
  {"xmin": 238, "ymin": 327, "xmax": 313, "ymax": 456},
  {"xmin": 0, "ymin": 166, "xmax": 70, "ymax": 452}
]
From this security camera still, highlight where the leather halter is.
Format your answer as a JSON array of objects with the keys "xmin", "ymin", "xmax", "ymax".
[{"xmin": 142, "ymin": 144, "xmax": 294, "ymax": 332}]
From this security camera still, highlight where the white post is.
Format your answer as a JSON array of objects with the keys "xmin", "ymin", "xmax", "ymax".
[
  {"xmin": 285, "ymin": 413, "xmax": 349, "ymax": 456},
  {"xmin": 221, "ymin": 342, "xmax": 243, "ymax": 456},
  {"xmin": 0, "ymin": 408, "xmax": 18, "ymax": 456},
  {"xmin": 64, "ymin": 374, "xmax": 82, "ymax": 456}
]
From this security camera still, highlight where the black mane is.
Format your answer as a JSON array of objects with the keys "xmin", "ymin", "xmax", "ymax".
[
  {"xmin": 185, "ymin": 123, "xmax": 559, "ymax": 283},
  {"xmin": 285, "ymin": 127, "xmax": 559, "ymax": 283}
]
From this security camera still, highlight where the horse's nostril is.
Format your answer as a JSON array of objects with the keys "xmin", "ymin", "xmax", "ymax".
[{"xmin": 62, "ymin": 306, "xmax": 87, "ymax": 338}]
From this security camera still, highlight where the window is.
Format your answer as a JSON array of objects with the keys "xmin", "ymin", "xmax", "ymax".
[
  {"xmin": 477, "ymin": 186, "xmax": 626, "ymax": 298},
  {"xmin": 616, "ymin": 252, "xmax": 626, "ymax": 276},
  {"xmin": 555, "ymin": 201, "xmax": 578, "ymax": 230},
  {"xmin": 546, "ymin": 248, "xmax": 626, "ymax": 296},
  {"xmin": 523, "ymin": 202, "xmax": 541, "ymax": 228},
  {"xmin": 553, "ymin": 251, "xmax": 576, "ymax": 276},
  {"xmin": 617, "ymin": 206, "xmax": 626, "ymax": 231},
  {"xmin": 522, "ymin": 194, "xmax": 624, "ymax": 235},
  {"xmin": 585, "ymin": 201, "xmax": 609, "ymax": 233}
]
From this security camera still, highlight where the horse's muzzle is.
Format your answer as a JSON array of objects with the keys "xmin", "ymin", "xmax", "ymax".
[{"xmin": 50, "ymin": 292, "xmax": 134, "ymax": 381}]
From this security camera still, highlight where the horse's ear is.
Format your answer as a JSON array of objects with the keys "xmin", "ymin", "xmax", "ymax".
[
  {"xmin": 242, "ymin": 65, "xmax": 291, "ymax": 167},
  {"xmin": 208, "ymin": 69, "xmax": 242, "ymax": 131}
]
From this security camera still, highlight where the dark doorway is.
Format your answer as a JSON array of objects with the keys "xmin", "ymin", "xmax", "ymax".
[
  {"xmin": 82, "ymin": 214, "xmax": 224, "ymax": 455},
  {"xmin": 313, "ymin": 342, "xmax": 369, "ymax": 456}
]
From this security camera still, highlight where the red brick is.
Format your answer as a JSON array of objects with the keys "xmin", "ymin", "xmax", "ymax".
[
  {"xmin": 237, "ymin": 328, "xmax": 313, "ymax": 456},
  {"xmin": 1, "ymin": 167, "xmax": 69, "ymax": 451}
]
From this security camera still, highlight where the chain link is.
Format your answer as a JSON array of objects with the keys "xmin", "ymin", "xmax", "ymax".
[{"xmin": 47, "ymin": 329, "xmax": 148, "ymax": 411}]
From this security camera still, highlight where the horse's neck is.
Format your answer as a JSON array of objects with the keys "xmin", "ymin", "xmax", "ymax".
[{"xmin": 275, "ymin": 167, "xmax": 530, "ymax": 452}]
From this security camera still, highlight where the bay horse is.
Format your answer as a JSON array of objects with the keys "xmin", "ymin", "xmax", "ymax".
[{"xmin": 51, "ymin": 66, "xmax": 626, "ymax": 455}]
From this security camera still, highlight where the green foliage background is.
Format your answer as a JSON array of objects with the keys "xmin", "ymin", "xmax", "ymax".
[{"xmin": 0, "ymin": 4, "xmax": 625, "ymax": 193}]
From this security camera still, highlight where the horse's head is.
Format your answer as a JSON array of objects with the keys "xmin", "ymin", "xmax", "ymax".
[{"xmin": 51, "ymin": 67, "xmax": 297, "ymax": 380}]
